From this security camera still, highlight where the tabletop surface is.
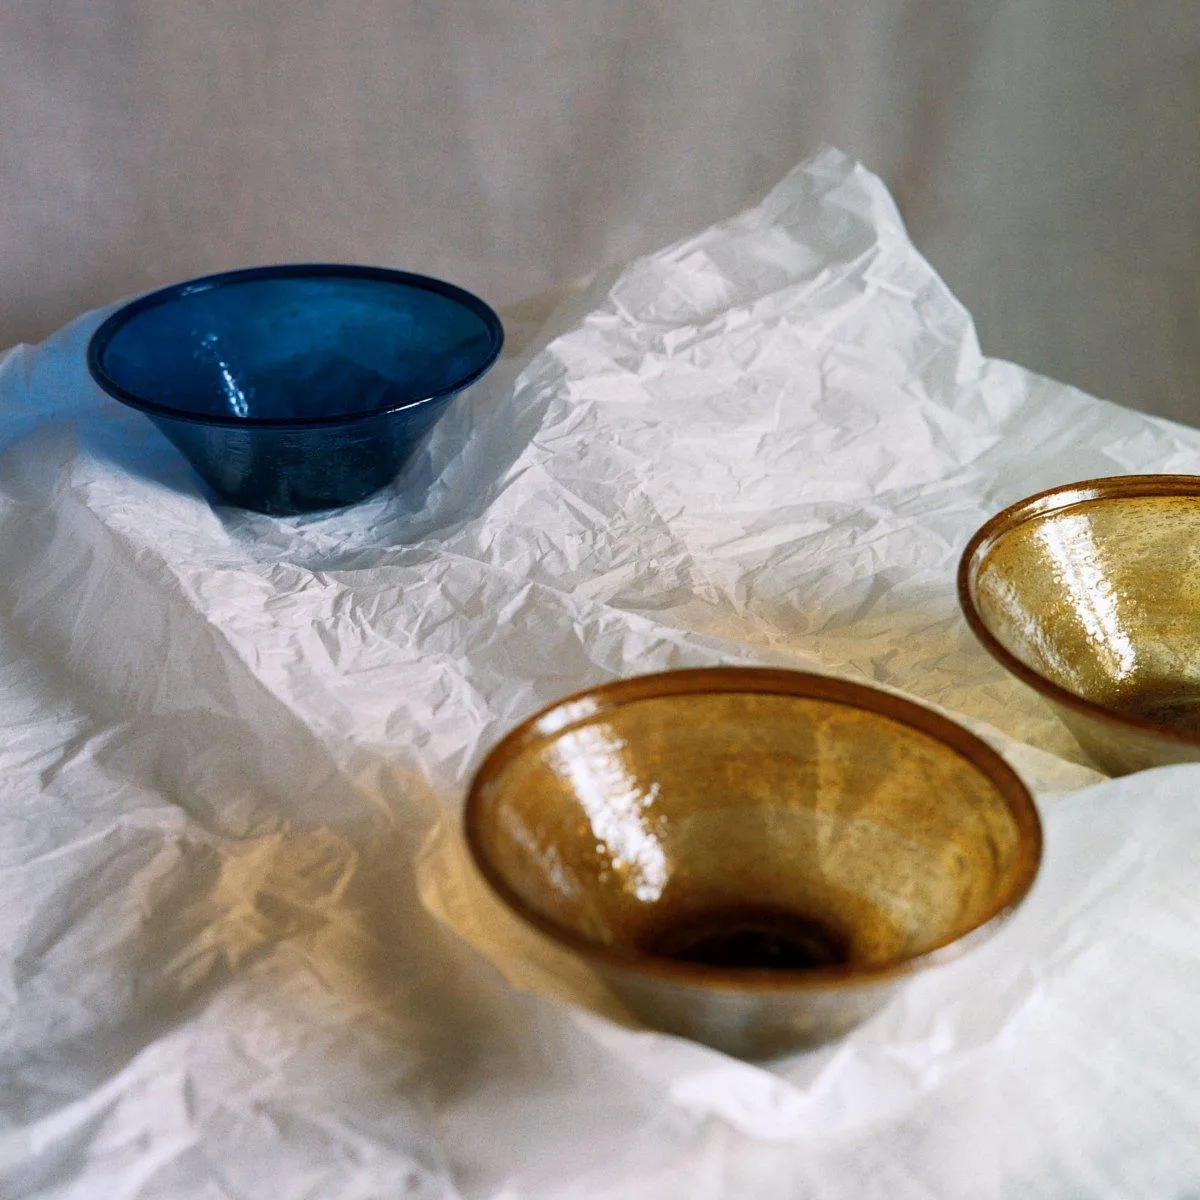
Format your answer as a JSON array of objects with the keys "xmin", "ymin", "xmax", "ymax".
[{"xmin": 1, "ymin": 149, "xmax": 1198, "ymax": 1199}]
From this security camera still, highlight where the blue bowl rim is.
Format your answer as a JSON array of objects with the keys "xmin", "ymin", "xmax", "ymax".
[{"xmin": 86, "ymin": 263, "xmax": 505, "ymax": 430}]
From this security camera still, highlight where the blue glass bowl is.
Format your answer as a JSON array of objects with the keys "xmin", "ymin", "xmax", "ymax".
[{"xmin": 87, "ymin": 265, "xmax": 504, "ymax": 515}]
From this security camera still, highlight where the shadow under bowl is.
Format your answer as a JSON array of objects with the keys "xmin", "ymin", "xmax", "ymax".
[
  {"xmin": 465, "ymin": 668, "xmax": 1041, "ymax": 1059},
  {"xmin": 87, "ymin": 264, "xmax": 504, "ymax": 515},
  {"xmin": 960, "ymin": 475, "xmax": 1200, "ymax": 776}
]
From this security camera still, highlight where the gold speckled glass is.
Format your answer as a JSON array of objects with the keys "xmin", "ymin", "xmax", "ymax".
[
  {"xmin": 465, "ymin": 668, "xmax": 1041, "ymax": 1059},
  {"xmin": 960, "ymin": 476, "xmax": 1200, "ymax": 775}
]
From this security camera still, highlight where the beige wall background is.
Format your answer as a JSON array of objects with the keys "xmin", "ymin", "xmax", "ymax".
[{"xmin": 3, "ymin": 2, "xmax": 1197, "ymax": 422}]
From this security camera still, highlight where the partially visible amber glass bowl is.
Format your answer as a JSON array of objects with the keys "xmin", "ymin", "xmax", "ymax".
[
  {"xmin": 464, "ymin": 668, "xmax": 1041, "ymax": 1059},
  {"xmin": 960, "ymin": 476, "xmax": 1200, "ymax": 776}
]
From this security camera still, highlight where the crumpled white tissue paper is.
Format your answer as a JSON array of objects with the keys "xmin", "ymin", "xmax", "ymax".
[{"xmin": 1, "ymin": 148, "xmax": 1198, "ymax": 1198}]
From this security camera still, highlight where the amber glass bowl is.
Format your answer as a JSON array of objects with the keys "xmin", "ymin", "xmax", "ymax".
[
  {"xmin": 960, "ymin": 476, "xmax": 1200, "ymax": 775},
  {"xmin": 464, "ymin": 668, "xmax": 1041, "ymax": 1058}
]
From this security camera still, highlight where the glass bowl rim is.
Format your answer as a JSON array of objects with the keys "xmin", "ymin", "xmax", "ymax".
[{"xmin": 86, "ymin": 263, "xmax": 505, "ymax": 431}]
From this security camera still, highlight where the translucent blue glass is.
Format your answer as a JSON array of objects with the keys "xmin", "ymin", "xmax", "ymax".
[{"xmin": 87, "ymin": 265, "xmax": 504, "ymax": 514}]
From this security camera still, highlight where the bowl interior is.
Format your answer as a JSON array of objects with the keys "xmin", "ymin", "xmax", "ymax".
[
  {"xmin": 91, "ymin": 269, "xmax": 502, "ymax": 423},
  {"xmin": 967, "ymin": 490, "xmax": 1200, "ymax": 733},
  {"xmin": 469, "ymin": 682, "xmax": 1038, "ymax": 975}
]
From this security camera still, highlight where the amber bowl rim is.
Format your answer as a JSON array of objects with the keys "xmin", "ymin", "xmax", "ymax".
[
  {"xmin": 958, "ymin": 474, "xmax": 1200, "ymax": 751},
  {"xmin": 463, "ymin": 667, "xmax": 1043, "ymax": 994}
]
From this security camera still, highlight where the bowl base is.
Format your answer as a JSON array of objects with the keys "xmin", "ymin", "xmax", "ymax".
[
  {"xmin": 1111, "ymin": 679, "xmax": 1200, "ymax": 735},
  {"xmin": 641, "ymin": 906, "xmax": 851, "ymax": 971}
]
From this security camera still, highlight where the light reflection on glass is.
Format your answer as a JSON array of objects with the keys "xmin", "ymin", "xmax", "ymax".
[
  {"xmin": 200, "ymin": 332, "xmax": 251, "ymax": 417},
  {"xmin": 548, "ymin": 724, "xmax": 669, "ymax": 902},
  {"xmin": 987, "ymin": 571, "xmax": 1079, "ymax": 684},
  {"xmin": 1037, "ymin": 515, "xmax": 1137, "ymax": 682},
  {"xmin": 536, "ymin": 696, "xmax": 602, "ymax": 737}
]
